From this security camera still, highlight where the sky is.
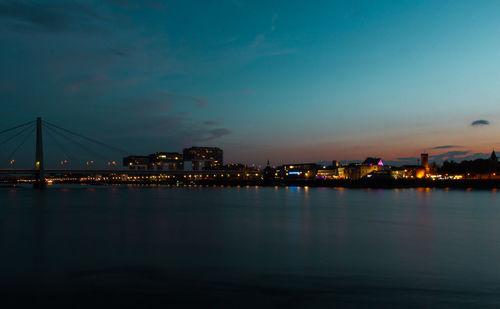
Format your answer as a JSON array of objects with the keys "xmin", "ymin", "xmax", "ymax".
[{"xmin": 1, "ymin": 0, "xmax": 500, "ymax": 167}]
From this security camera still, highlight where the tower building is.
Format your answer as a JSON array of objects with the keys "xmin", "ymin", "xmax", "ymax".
[{"xmin": 421, "ymin": 153, "xmax": 429, "ymax": 173}]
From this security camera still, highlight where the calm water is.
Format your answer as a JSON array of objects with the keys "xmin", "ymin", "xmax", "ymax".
[{"xmin": 1, "ymin": 185, "xmax": 500, "ymax": 308}]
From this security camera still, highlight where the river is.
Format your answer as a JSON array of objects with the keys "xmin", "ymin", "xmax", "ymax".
[{"xmin": 1, "ymin": 185, "xmax": 500, "ymax": 308}]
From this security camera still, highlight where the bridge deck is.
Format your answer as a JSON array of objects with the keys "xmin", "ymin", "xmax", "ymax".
[{"xmin": 0, "ymin": 169, "xmax": 255, "ymax": 175}]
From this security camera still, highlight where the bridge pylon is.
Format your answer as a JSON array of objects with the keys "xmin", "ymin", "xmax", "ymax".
[{"xmin": 34, "ymin": 117, "xmax": 45, "ymax": 189}]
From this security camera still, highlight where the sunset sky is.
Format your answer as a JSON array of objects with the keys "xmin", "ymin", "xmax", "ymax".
[{"xmin": 1, "ymin": 0, "xmax": 500, "ymax": 166}]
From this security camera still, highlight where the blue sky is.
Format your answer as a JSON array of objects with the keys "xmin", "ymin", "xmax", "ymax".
[{"xmin": 1, "ymin": 0, "xmax": 500, "ymax": 167}]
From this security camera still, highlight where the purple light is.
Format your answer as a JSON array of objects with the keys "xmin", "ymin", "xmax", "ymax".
[{"xmin": 378, "ymin": 160, "xmax": 384, "ymax": 166}]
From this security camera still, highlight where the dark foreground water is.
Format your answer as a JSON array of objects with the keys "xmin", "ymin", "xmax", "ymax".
[{"xmin": 1, "ymin": 185, "xmax": 500, "ymax": 308}]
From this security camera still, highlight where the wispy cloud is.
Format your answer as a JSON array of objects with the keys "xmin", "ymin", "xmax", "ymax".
[
  {"xmin": 271, "ymin": 13, "xmax": 278, "ymax": 32},
  {"xmin": 110, "ymin": 48, "xmax": 128, "ymax": 57},
  {"xmin": 106, "ymin": 0, "xmax": 167, "ymax": 10},
  {"xmin": 394, "ymin": 150, "xmax": 490, "ymax": 165},
  {"xmin": 0, "ymin": 0, "xmax": 105, "ymax": 32},
  {"xmin": 471, "ymin": 119, "xmax": 489, "ymax": 126},
  {"xmin": 183, "ymin": 94, "xmax": 207, "ymax": 108},
  {"xmin": 120, "ymin": 91, "xmax": 207, "ymax": 110},
  {"xmin": 155, "ymin": 91, "xmax": 207, "ymax": 108},
  {"xmin": 65, "ymin": 73, "xmax": 143, "ymax": 94},
  {"xmin": 203, "ymin": 120, "xmax": 219, "ymax": 126},
  {"xmin": 430, "ymin": 151, "xmax": 469, "ymax": 161},
  {"xmin": 431, "ymin": 145, "xmax": 463, "ymax": 149},
  {"xmin": 207, "ymin": 128, "xmax": 231, "ymax": 139}
]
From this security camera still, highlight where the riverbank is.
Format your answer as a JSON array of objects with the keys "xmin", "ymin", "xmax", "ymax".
[{"xmin": 3, "ymin": 178, "xmax": 498, "ymax": 189}]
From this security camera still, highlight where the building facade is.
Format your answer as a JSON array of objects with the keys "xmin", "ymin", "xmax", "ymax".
[
  {"xmin": 150, "ymin": 152, "xmax": 183, "ymax": 170},
  {"xmin": 183, "ymin": 146, "xmax": 223, "ymax": 170},
  {"xmin": 123, "ymin": 155, "xmax": 151, "ymax": 170}
]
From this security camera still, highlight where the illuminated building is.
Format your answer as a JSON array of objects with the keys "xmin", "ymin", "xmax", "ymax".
[
  {"xmin": 345, "ymin": 158, "xmax": 385, "ymax": 180},
  {"xmin": 397, "ymin": 165, "xmax": 426, "ymax": 179},
  {"xmin": 123, "ymin": 152, "xmax": 183, "ymax": 171},
  {"xmin": 316, "ymin": 161, "xmax": 345, "ymax": 179},
  {"xmin": 123, "ymin": 155, "xmax": 151, "ymax": 170},
  {"xmin": 183, "ymin": 146, "xmax": 223, "ymax": 170},
  {"xmin": 363, "ymin": 157, "xmax": 384, "ymax": 166},
  {"xmin": 223, "ymin": 163, "xmax": 250, "ymax": 171},
  {"xmin": 279, "ymin": 163, "xmax": 319, "ymax": 179},
  {"xmin": 364, "ymin": 169, "xmax": 392, "ymax": 179},
  {"xmin": 150, "ymin": 152, "xmax": 183, "ymax": 170},
  {"xmin": 346, "ymin": 164, "xmax": 379, "ymax": 180},
  {"xmin": 317, "ymin": 169, "xmax": 340, "ymax": 179}
]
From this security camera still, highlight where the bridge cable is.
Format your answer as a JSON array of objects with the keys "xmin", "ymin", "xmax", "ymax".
[
  {"xmin": 43, "ymin": 125, "xmax": 79, "ymax": 164},
  {"xmin": 0, "ymin": 120, "xmax": 35, "ymax": 136},
  {"xmin": 3, "ymin": 125, "xmax": 35, "ymax": 167},
  {"xmin": 44, "ymin": 121, "xmax": 130, "ymax": 155},
  {"xmin": 43, "ymin": 124, "xmax": 114, "ymax": 165},
  {"xmin": 43, "ymin": 124, "xmax": 107, "ymax": 160},
  {"xmin": 0, "ymin": 123, "xmax": 35, "ymax": 149}
]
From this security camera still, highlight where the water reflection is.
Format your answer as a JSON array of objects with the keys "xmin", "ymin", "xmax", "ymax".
[{"xmin": 1, "ymin": 186, "xmax": 500, "ymax": 307}]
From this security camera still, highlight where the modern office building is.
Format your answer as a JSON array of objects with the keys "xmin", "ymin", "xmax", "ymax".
[
  {"xmin": 150, "ymin": 152, "xmax": 183, "ymax": 170},
  {"xmin": 123, "ymin": 155, "xmax": 151, "ymax": 170},
  {"xmin": 183, "ymin": 146, "xmax": 223, "ymax": 170}
]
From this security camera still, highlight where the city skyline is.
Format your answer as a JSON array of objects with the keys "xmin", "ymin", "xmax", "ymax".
[
  {"xmin": 0, "ymin": 117, "xmax": 496, "ymax": 169},
  {"xmin": 1, "ymin": 1, "xmax": 500, "ymax": 165}
]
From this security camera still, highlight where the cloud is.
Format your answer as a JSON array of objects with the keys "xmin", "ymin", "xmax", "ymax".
[
  {"xmin": 156, "ymin": 91, "xmax": 207, "ymax": 108},
  {"xmin": 65, "ymin": 73, "xmax": 143, "ymax": 94},
  {"xmin": 106, "ymin": 0, "xmax": 167, "ymax": 10},
  {"xmin": 393, "ymin": 156, "xmax": 419, "ymax": 166},
  {"xmin": 120, "ymin": 98, "xmax": 172, "ymax": 117},
  {"xmin": 271, "ymin": 13, "xmax": 278, "ymax": 32},
  {"xmin": 110, "ymin": 48, "xmax": 128, "ymax": 57},
  {"xmin": 184, "ymin": 95, "xmax": 207, "ymax": 108},
  {"xmin": 431, "ymin": 145, "xmax": 463, "ymax": 149},
  {"xmin": 430, "ymin": 150, "xmax": 469, "ymax": 160},
  {"xmin": 0, "ymin": 0, "xmax": 104, "ymax": 32},
  {"xmin": 203, "ymin": 120, "xmax": 219, "ymax": 126},
  {"xmin": 179, "ymin": 127, "xmax": 232, "ymax": 145},
  {"xmin": 471, "ymin": 119, "xmax": 489, "ymax": 126},
  {"xmin": 207, "ymin": 128, "xmax": 231, "ymax": 139},
  {"xmin": 76, "ymin": 92, "xmax": 229, "ymax": 152},
  {"xmin": 392, "ymin": 150, "xmax": 493, "ymax": 166},
  {"xmin": 66, "ymin": 74, "xmax": 106, "ymax": 93},
  {"xmin": 250, "ymin": 34, "xmax": 266, "ymax": 48},
  {"xmin": 216, "ymin": 28, "xmax": 296, "ymax": 67},
  {"xmin": 111, "ymin": 92, "xmax": 206, "ymax": 117},
  {"xmin": 392, "ymin": 150, "xmax": 490, "ymax": 165}
]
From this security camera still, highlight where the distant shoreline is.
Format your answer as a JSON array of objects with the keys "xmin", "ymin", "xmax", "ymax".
[{"xmin": 3, "ymin": 179, "xmax": 500, "ymax": 190}]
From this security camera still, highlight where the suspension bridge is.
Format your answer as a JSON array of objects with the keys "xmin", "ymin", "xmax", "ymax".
[{"xmin": 0, "ymin": 118, "xmax": 245, "ymax": 188}]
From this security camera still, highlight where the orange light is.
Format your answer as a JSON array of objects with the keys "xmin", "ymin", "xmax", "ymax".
[{"xmin": 416, "ymin": 170, "xmax": 425, "ymax": 179}]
